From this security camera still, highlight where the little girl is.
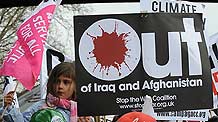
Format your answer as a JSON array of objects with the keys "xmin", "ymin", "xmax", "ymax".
[{"xmin": 2, "ymin": 62, "xmax": 93, "ymax": 122}]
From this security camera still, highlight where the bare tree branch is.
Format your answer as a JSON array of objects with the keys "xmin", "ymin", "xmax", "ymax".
[{"xmin": 0, "ymin": 4, "xmax": 92, "ymax": 86}]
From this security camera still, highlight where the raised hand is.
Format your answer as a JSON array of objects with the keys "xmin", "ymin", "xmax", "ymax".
[{"xmin": 3, "ymin": 91, "xmax": 15, "ymax": 108}]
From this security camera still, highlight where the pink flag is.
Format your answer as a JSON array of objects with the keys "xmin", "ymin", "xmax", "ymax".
[{"xmin": 0, "ymin": 0, "xmax": 62, "ymax": 90}]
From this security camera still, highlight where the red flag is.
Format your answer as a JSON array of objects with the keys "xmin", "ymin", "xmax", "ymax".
[{"xmin": 0, "ymin": 0, "xmax": 62, "ymax": 90}]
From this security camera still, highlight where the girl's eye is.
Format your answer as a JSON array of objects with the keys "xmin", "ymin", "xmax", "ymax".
[{"xmin": 63, "ymin": 80, "xmax": 71, "ymax": 84}]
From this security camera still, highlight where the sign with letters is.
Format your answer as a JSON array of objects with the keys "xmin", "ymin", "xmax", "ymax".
[
  {"xmin": 140, "ymin": 0, "xmax": 204, "ymax": 13},
  {"xmin": 74, "ymin": 13, "xmax": 212, "ymax": 116},
  {"xmin": 139, "ymin": 0, "xmax": 210, "ymax": 121}
]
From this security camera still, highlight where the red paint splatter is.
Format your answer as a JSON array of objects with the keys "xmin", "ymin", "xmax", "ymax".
[{"xmin": 87, "ymin": 22, "xmax": 131, "ymax": 76}]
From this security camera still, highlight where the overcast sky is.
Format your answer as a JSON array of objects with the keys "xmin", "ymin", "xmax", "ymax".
[
  {"xmin": 89, "ymin": 2, "xmax": 218, "ymax": 37},
  {"xmin": 204, "ymin": 3, "xmax": 218, "ymax": 36}
]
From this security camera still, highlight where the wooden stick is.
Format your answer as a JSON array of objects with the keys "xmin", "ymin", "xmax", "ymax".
[{"xmin": 0, "ymin": 82, "xmax": 19, "ymax": 119}]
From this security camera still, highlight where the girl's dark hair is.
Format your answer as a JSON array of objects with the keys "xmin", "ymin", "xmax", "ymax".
[{"xmin": 46, "ymin": 62, "xmax": 76, "ymax": 104}]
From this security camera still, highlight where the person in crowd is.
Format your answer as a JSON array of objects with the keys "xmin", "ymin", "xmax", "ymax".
[{"xmin": 1, "ymin": 62, "xmax": 93, "ymax": 122}]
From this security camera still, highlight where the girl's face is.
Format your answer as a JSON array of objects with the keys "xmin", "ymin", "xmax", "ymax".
[{"xmin": 54, "ymin": 75, "xmax": 75, "ymax": 100}]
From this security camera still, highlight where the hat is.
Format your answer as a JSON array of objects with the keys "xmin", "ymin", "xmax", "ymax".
[
  {"xmin": 30, "ymin": 108, "xmax": 67, "ymax": 122},
  {"xmin": 117, "ymin": 112, "xmax": 156, "ymax": 122}
]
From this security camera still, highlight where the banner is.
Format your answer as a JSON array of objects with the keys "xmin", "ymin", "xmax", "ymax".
[
  {"xmin": 140, "ymin": 0, "xmax": 207, "ymax": 41},
  {"xmin": 140, "ymin": 0, "xmax": 205, "ymax": 13},
  {"xmin": 74, "ymin": 13, "xmax": 212, "ymax": 116},
  {"xmin": 40, "ymin": 43, "xmax": 72, "ymax": 99},
  {"xmin": 140, "ymin": 0, "xmax": 209, "ymax": 48},
  {"xmin": 0, "ymin": 0, "xmax": 62, "ymax": 90},
  {"xmin": 139, "ymin": 0, "xmax": 210, "ymax": 121}
]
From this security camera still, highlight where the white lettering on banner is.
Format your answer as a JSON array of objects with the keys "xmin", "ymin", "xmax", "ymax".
[
  {"xmin": 6, "ymin": 44, "xmax": 25, "ymax": 63},
  {"xmin": 33, "ymin": 16, "xmax": 47, "ymax": 33},
  {"xmin": 80, "ymin": 83, "xmax": 92, "ymax": 92},
  {"xmin": 181, "ymin": 18, "xmax": 202, "ymax": 75},
  {"xmin": 142, "ymin": 18, "xmax": 202, "ymax": 78},
  {"xmin": 130, "ymin": 97, "xmax": 140, "ymax": 102},
  {"xmin": 20, "ymin": 24, "xmax": 33, "ymax": 41},
  {"xmin": 142, "ymin": 78, "xmax": 203, "ymax": 91},
  {"xmin": 142, "ymin": 32, "xmax": 182, "ymax": 78},
  {"xmin": 94, "ymin": 83, "xmax": 116, "ymax": 93},
  {"xmin": 46, "ymin": 12, "xmax": 53, "ymax": 24},
  {"xmin": 116, "ymin": 97, "xmax": 129, "ymax": 104},
  {"xmin": 152, "ymin": 95, "xmax": 177, "ymax": 101},
  {"xmin": 33, "ymin": 15, "xmax": 47, "ymax": 40},
  {"xmin": 17, "ymin": 15, "xmax": 48, "ymax": 57},
  {"xmin": 27, "ymin": 39, "xmax": 41, "ymax": 56},
  {"xmin": 151, "ymin": 1, "xmax": 197, "ymax": 13},
  {"xmin": 152, "ymin": 101, "xmax": 175, "ymax": 108},
  {"xmin": 119, "ymin": 81, "xmax": 140, "ymax": 91},
  {"xmin": 80, "ymin": 78, "xmax": 203, "ymax": 93}
]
